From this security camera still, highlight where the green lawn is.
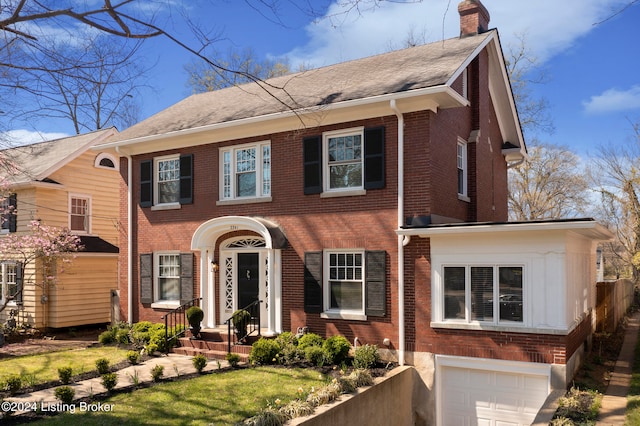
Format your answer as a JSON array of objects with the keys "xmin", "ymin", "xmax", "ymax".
[
  {"xmin": 626, "ymin": 327, "xmax": 640, "ymax": 425},
  {"xmin": 30, "ymin": 366, "xmax": 327, "ymax": 425},
  {"xmin": 0, "ymin": 346, "xmax": 129, "ymax": 386}
]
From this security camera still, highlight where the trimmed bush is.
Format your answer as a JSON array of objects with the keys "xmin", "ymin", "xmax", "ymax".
[
  {"xmin": 353, "ymin": 344, "xmax": 380, "ymax": 369},
  {"xmin": 115, "ymin": 327, "xmax": 130, "ymax": 345},
  {"xmin": 95, "ymin": 358, "xmax": 110, "ymax": 374},
  {"xmin": 322, "ymin": 335, "xmax": 351, "ymax": 365},
  {"xmin": 226, "ymin": 352, "xmax": 241, "ymax": 368},
  {"xmin": 4, "ymin": 375, "xmax": 22, "ymax": 395},
  {"xmin": 150, "ymin": 364, "xmax": 164, "ymax": 382},
  {"xmin": 101, "ymin": 373, "xmax": 118, "ymax": 391},
  {"xmin": 186, "ymin": 306, "xmax": 204, "ymax": 325},
  {"xmin": 297, "ymin": 333, "xmax": 323, "ymax": 351},
  {"xmin": 193, "ymin": 354, "xmax": 208, "ymax": 373},
  {"xmin": 54, "ymin": 386, "xmax": 75, "ymax": 404},
  {"xmin": 249, "ymin": 338, "xmax": 281, "ymax": 365},
  {"xmin": 57, "ymin": 366, "xmax": 73, "ymax": 384},
  {"xmin": 127, "ymin": 350, "xmax": 141, "ymax": 365},
  {"xmin": 304, "ymin": 346, "xmax": 329, "ymax": 367},
  {"xmin": 274, "ymin": 331, "xmax": 297, "ymax": 349},
  {"xmin": 98, "ymin": 329, "xmax": 116, "ymax": 344}
]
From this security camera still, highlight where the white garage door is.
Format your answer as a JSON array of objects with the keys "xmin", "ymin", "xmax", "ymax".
[{"xmin": 440, "ymin": 363, "xmax": 549, "ymax": 426}]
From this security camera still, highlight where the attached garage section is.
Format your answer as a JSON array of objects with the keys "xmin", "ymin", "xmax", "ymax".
[{"xmin": 436, "ymin": 356, "xmax": 550, "ymax": 426}]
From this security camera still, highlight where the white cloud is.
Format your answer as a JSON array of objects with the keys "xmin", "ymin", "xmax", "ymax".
[
  {"xmin": 285, "ymin": 0, "xmax": 630, "ymax": 68},
  {"xmin": 583, "ymin": 86, "xmax": 640, "ymax": 114},
  {"xmin": 1, "ymin": 130, "xmax": 69, "ymax": 147}
]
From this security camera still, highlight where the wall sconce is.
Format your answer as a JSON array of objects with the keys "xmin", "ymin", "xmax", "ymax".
[{"xmin": 211, "ymin": 260, "xmax": 219, "ymax": 273}]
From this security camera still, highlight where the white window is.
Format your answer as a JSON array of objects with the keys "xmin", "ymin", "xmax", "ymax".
[
  {"xmin": 324, "ymin": 250, "xmax": 364, "ymax": 314},
  {"xmin": 457, "ymin": 139, "xmax": 468, "ymax": 198},
  {"xmin": 156, "ymin": 253, "xmax": 180, "ymax": 301},
  {"xmin": 324, "ymin": 128, "xmax": 364, "ymax": 192},
  {"xmin": 1, "ymin": 195, "xmax": 15, "ymax": 234},
  {"xmin": 443, "ymin": 265, "xmax": 523, "ymax": 324},
  {"xmin": 0, "ymin": 263, "xmax": 18, "ymax": 304},
  {"xmin": 154, "ymin": 156, "xmax": 181, "ymax": 205},
  {"xmin": 220, "ymin": 142, "xmax": 271, "ymax": 200},
  {"xmin": 94, "ymin": 153, "xmax": 119, "ymax": 171},
  {"xmin": 69, "ymin": 195, "xmax": 91, "ymax": 233}
]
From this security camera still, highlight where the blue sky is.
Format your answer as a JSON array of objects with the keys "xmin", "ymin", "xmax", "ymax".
[{"xmin": 6, "ymin": 0, "xmax": 640, "ymax": 157}]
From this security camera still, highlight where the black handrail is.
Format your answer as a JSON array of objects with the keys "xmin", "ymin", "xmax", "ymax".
[
  {"xmin": 224, "ymin": 300, "xmax": 262, "ymax": 354},
  {"xmin": 162, "ymin": 297, "xmax": 202, "ymax": 353}
]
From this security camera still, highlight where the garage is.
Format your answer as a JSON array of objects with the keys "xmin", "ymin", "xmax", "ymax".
[{"xmin": 437, "ymin": 356, "xmax": 550, "ymax": 426}]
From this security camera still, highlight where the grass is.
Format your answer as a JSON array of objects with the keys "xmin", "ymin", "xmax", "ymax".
[
  {"xmin": 626, "ymin": 323, "xmax": 640, "ymax": 425},
  {"xmin": 28, "ymin": 366, "xmax": 328, "ymax": 425},
  {"xmin": 0, "ymin": 346, "xmax": 129, "ymax": 386}
]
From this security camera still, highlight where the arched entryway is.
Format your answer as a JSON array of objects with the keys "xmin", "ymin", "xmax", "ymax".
[{"xmin": 191, "ymin": 216, "xmax": 286, "ymax": 336}]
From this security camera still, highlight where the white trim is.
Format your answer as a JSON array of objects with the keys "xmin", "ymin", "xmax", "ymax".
[
  {"xmin": 456, "ymin": 137, "xmax": 468, "ymax": 198},
  {"xmin": 94, "ymin": 152, "xmax": 119, "ymax": 171},
  {"xmin": 323, "ymin": 249, "xmax": 366, "ymax": 316},
  {"xmin": 68, "ymin": 193, "xmax": 92, "ymax": 234},
  {"xmin": 153, "ymin": 154, "xmax": 181, "ymax": 207},
  {"xmin": 153, "ymin": 251, "xmax": 181, "ymax": 304},
  {"xmin": 322, "ymin": 127, "xmax": 365, "ymax": 193},
  {"xmin": 219, "ymin": 141, "xmax": 271, "ymax": 202}
]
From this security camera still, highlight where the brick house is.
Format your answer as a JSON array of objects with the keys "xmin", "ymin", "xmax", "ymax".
[{"xmin": 100, "ymin": 1, "xmax": 612, "ymax": 423}]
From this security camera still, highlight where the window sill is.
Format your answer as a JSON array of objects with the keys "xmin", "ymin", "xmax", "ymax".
[
  {"xmin": 216, "ymin": 197, "xmax": 272, "ymax": 206},
  {"xmin": 151, "ymin": 301, "xmax": 180, "ymax": 310},
  {"xmin": 430, "ymin": 321, "xmax": 569, "ymax": 335},
  {"xmin": 320, "ymin": 189, "xmax": 366, "ymax": 198},
  {"xmin": 151, "ymin": 203, "xmax": 181, "ymax": 211},
  {"xmin": 321, "ymin": 311, "xmax": 367, "ymax": 321},
  {"xmin": 457, "ymin": 194, "xmax": 470, "ymax": 203}
]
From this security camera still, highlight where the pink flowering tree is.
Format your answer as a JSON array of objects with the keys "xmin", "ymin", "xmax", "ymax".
[{"xmin": 0, "ymin": 220, "xmax": 82, "ymax": 314}]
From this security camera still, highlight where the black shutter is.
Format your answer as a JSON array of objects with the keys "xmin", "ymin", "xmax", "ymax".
[
  {"xmin": 304, "ymin": 252, "xmax": 323, "ymax": 313},
  {"xmin": 364, "ymin": 127, "xmax": 385, "ymax": 190},
  {"xmin": 303, "ymin": 136, "xmax": 322, "ymax": 195},
  {"xmin": 179, "ymin": 154, "xmax": 193, "ymax": 205},
  {"xmin": 15, "ymin": 262, "xmax": 23, "ymax": 304},
  {"xmin": 365, "ymin": 251, "xmax": 386, "ymax": 317},
  {"xmin": 8, "ymin": 193, "xmax": 17, "ymax": 232},
  {"xmin": 180, "ymin": 253, "xmax": 194, "ymax": 304},
  {"xmin": 140, "ymin": 253, "xmax": 153, "ymax": 304},
  {"xmin": 140, "ymin": 160, "xmax": 153, "ymax": 207}
]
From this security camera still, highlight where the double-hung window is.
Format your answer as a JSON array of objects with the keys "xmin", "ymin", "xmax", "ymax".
[
  {"xmin": 443, "ymin": 265, "xmax": 523, "ymax": 324},
  {"xmin": 69, "ymin": 195, "xmax": 90, "ymax": 233},
  {"xmin": 326, "ymin": 251, "xmax": 364, "ymax": 313},
  {"xmin": 157, "ymin": 253, "xmax": 181, "ymax": 301},
  {"xmin": 139, "ymin": 154, "xmax": 193, "ymax": 208},
  {"xmin": 325, "ymin": 129, "xmax": 363, "ymax": 191},
  {"xmin": 139, "ymin": 252, "xmax": 194, "ymax": 308},
  {"xmin": 156, "ymin": 156, "xmax": 181, "ymax": 205},
  {"xmin": 457, "ymin": 138, "xmax": 468, "ymax": 198},
  {"xmin": 220, "ymin": 142, "xmax": 271, "ymax": 201},
  {"xmin": 1, "ymin": 194, "xmax": 17, "ymax": 233},
  {"xmin": 0, "ymin": 263, "xmax": 18, "ymax": 304}
]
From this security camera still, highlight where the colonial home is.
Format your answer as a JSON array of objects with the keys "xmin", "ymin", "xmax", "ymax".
[
  {"xmin": 99, "ymin": 1, "xmax": 612, "ymax": 424},
  {"xmin": 0, "ymin": 128, "xmax": 120, "ymax": 329}
]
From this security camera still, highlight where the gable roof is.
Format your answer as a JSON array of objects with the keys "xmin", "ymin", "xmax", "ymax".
[
  {"xmin": 102, "ymin": 30, "xmax": 524, "ymax": 157},
  {"xmin": 1, "ymin": 127, "xmax": 117, "ymax": 188}
]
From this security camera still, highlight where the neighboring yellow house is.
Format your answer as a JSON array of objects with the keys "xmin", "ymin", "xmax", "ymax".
[{"xmin": 0, "ymin": 128, "xmax": 120, "ymax": 329}]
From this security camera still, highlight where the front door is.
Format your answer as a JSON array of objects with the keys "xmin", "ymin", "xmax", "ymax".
[{"xmin": 237, "ymin": 252, "xmax": 259, "ymax": 309}]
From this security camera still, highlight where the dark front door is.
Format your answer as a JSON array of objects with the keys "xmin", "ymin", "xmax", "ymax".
[{"xmin": 237, "ymin": 253, "xmax": 259, "ymax": 309}]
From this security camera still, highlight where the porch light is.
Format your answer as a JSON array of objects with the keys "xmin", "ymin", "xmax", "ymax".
[{"xmin": 211, "ymin": 260, "xmax": 219, "ymax": 273}]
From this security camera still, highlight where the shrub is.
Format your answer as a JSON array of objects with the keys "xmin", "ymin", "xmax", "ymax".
[
  {"xmin": 98, "ymin": 328, "xmax": 116, "ymax": 344},
  {"xmin": 322, "ymin": 335, "xmax": 351, "ymax": 365},
  {"xmin": 281, "ymin": 343, "xmax": 304, "ymax": 364},
  {"xmin": 232, "ymin": 309, "xmax": 251, "ymax": 337},
  {"xmin": 274, "ymin": 331, "xmax": 297, "ymax": 349},
  {"xmin": 336, "ymin": 376, "xmax": 356, "ymax": 393},
  {"xmin": 101, "ymin": 373, "xmax": 118, "ymax": 392},
  {"xmin": 54, "ymin": 386, "xmax": 75, "ymax": 404},
  {"xmin": 348, "ymin": 369, "xmax": 373, "ymax": 387},
  {"xmin": 243, "ymin": 408, "xmax": 286, "ymax": 426},
  {"xmin": 306, "ymin": 382, "xmax": 341, "ymax": 407},
  {"xmin": 297, "ymin": 333, "xmax": 323, "ymax": 351},
  {"xmin": 193, "ymin": 354, "xmax": 208, "ymax": 373},
  {"xmin": 127, "ymin": 350, "xmax": 141, "ymax": 365},
  {"xmin": 279, "ymin": 400, "xmax": 314, "ymax": 420},
  {"xmin": 226, "ymin": 352, "xmax": 241, "ymax": 368},
  {"xmin": 304, "ymin": 346, "xmax": 329, "ymax": 367},
  {"xmin": 57, "ymin": 366, "xmax": 73, "ymax": 384},
  {"xmin": 115, "ymin": 327, "xmax": 131, "ymax": 345},
  {"xmin": 150, "ymin": 364, "xmax": 164, "ymax": 382},
  {"xmin": 186, "ymin": 306, "xmax": 204, "ymax": 326},
  {"xmin": 4, "ymin": 375, "xmax": 22, "ymax": 395},
  {"xmin": 353, "ymin": 344, "xmax": 380, "ymax": 369},
  {"xmin": 95, "ymin": 358, "xmax": 110, "ymax": 374},
  {"xmin": 249, "ymin": 338, "xmax": 281, "ymax": 365}
]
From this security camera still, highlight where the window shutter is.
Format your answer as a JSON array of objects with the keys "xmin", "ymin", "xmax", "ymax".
[
  {"xmin": 303, "ymin": 136, "xmax": 322, "ymax": 195},
  {"xmin": 140, "ymin": 253, "xmax": 153, "ymax": 304},
  {"xmin": 140, "ymin": 160, "xmax": 153, "ymax": 207},
  {"xmin": 304, "ymin": 251, "xmax": 323, "ymax": 313},
  {"xmin": 8, "ymin": 193, "xmax": 17, "ymax": 232},
  {"xmin": 364, "ymin": 127, "xmax": 385, "ymax": 190},
  {"xmin": 15, "ymin": 262, "xmax": 23, "ymax": 304},
  {"xmin": 179, "ymin": 154, "xmax": 193, "ymax": 205},
  {"xmin": 180, "ymin": 253, "xmax": 194, "ymax": 304},
  {"xmin": 365, "ymin": 250, "xmax": 386, "ymax": 317}
]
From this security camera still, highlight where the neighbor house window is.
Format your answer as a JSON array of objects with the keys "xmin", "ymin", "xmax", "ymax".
[
  {"xmin": 94, "ymin": 153, "xmax": 119, "ymax": 170},
  {"xmin": 457, "ymin": 139, "xmax": 468, "ymax": 198},
  {"xmin": 1, "ymin": 194, "xmax": 17, "ymax": 233},
  {"xmin": 325, "ymin": 129, "xmax": 363, "ymax": 191},
  {"xmin": 1, "ymin": 263, "xmax": 18, "ymax": 304},
  {"xmin": 326, "ymin": 251, "xmax": 364, "ymax": 313},
  {"xmin": 220, "ymin": 142, "xmax": 271, "ymax": 200},
  {"xmin": 156, "ymin": 253, "xmax": 180, "ymax": 301},
  {"xmin": 69, "ymin": 195, "xmax": 90, "ymax": 233},
  {"xmin": 443, "ymin": 265, "xmax": 523, "ymax": 324}
]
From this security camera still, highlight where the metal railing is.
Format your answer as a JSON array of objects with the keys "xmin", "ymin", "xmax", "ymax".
[
  {"xmin": 225, "ymin": 300, "xmax": 261, "ymax": 354},
  {"xmin": 162, "ymin": 297, "xmax": 202, "ymax": 353}
]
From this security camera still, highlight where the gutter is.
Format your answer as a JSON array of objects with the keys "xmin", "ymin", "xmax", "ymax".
[
  {"xmin": 390, "ymin": 99, "xmax": 405, "ymax": 366},
  {"xmin": 116, "ymin": 147, "xmax": 133, "ymax": 325}
]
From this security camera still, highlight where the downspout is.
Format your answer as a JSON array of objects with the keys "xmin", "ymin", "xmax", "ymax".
[
  {"xmin": 390, "ymin": 99, "xmax": 405, "ymax": 366},
  {"xmin": 116, "ymin": 147, "xmax": 133, "ymax": 325}
]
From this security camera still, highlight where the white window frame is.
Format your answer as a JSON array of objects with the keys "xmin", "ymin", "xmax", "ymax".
[
  {"xmin": 218, "ymin": 141, "xmax": 271, "ymax": 203},
  {"xmin": 323, "ymin": 249, "xmax": 365, "ymax": 318},
  {"xmin": 154, "ymin": 154, "xmax": 181, "ymax": 207},
  {"xmin": 153, "ymin": 252, "xmax": 181, "ymax": 306},
  {"xmin": 1, "ymin": 197, "xmax": 12, "ymax": 234},
  {"xmin": 69, "ymin": 194, "xmax": 91, "ymax": 234},
  {"xmin": 94, "ymin": 153, "xmax": 119, "ymax": 171},
  {"xmin": 323, "ymin": 127, "xmax": 365, "ymax": 194},
  {"xmin": 0, "ymin": 262, "xmax": 18, "ymax": 305},
  {"xmin": 462, "ymin": 68, "xmax": 468, "ymax": 99},
  {"xmin": 457, "ymin": 138, "xmax": 468, "ymax": 200},
  {"xmin": 440, "ymin": 264, "xmax": 524, "ymax": 326}
]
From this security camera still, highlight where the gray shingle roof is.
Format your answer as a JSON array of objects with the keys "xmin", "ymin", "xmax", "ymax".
[{"xmin": 111, "ymin": 31, "xmax": 494, "ymax": 143}]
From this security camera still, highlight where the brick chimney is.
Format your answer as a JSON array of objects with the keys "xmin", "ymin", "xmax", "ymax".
[{"xmin": 458, "ymin": 0, "xmax": 490, "ymax": 37}]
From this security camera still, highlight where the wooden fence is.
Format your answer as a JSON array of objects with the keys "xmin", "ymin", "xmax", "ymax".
[{"xmin": 596, "ymin": 279, "xmax": 635, "ymax": 333}]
